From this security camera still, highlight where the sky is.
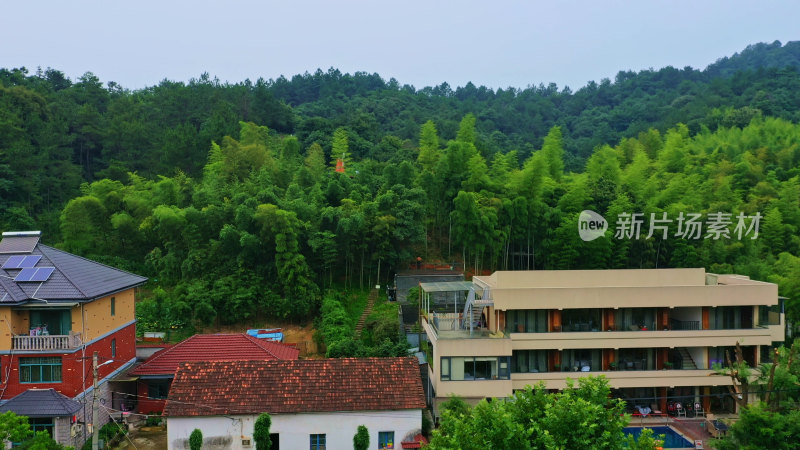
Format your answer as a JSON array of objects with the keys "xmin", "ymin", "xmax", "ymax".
[{"xmin": 2, "ymin": 1, "xmax": 799, "ymax": 92}]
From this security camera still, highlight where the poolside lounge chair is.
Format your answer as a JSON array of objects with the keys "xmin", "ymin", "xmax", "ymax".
[{"xmin": 706, "ymin": 417, "xmax": 723, "ymax": 438}]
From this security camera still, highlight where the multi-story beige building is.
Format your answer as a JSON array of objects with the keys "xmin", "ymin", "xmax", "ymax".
[{"xmin": 420, "ymin": 268, "xmax": 784, "ymax": 415}]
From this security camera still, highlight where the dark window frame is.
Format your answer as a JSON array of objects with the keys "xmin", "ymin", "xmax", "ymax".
[
  {"xmin": 20, "ymin": 357, "xmax": 62, "ymax": 384},
  {"xmin": 378, "ymin": 431, "xmax": 394, "ymax": 449},
  {"xmin": 310, "ymin": 433, "xmax": 326, "ymax": 450}
]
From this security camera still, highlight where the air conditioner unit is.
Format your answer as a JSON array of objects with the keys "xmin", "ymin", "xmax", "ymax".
[
  {"xmin": 241, "ymin": 438, "xmax": 252, "ymax": 447},
  {"xmin": 70, "ymin": 423, "xmax": 84, "ymax": 438}
]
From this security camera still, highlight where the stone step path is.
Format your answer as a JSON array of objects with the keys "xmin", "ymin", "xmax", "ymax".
[{"xmin": 354, "ymin": 288, "xmax": 378, "ymax": 339}]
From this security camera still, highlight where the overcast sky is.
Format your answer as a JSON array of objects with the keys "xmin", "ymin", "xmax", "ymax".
[{"xmin": 2, "ymin": 1, "xmax": 798, "ymax": 92}]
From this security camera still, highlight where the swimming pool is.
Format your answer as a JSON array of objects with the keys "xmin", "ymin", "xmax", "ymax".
[{"xmin": 623, "ymin": 426, "xmax": 694, "ymax": 448}]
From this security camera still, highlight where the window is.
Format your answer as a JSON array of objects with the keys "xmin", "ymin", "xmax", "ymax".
[
  {"xmin": 562, "ymin": 349, "xmax": 602, "ymax": 372},
  {"xmin": 111, "ymin": 339, "xmax": 116, "ymax": 358},
  {"xmin": 309, "ymin": 433, "xmax": 326, "ymax": 450},
  {"xmin": 440, "ymin": 356, "xmax": 510, "ymax": 380},
  {"xmin": 20, "ymin": 357, "xmax": 62, "ymax": 383},
  {"xmin": 147, "ymin": 380, "xmax": 170, "ymax": 399},
  {"xmin": 507, "ymin": 310, "xmax": 548, "ymax": 333},
  {"xmin": 758, "ymin": 304, "xmax": 781, "ymax": 326},
  {"xmin": 562, "ymin": 308, "xmax": 603, "ymax": 332},
  {"xmin": 29, "ymin": 418, "xmax": 54, "ymax": 437},
  {"xmin": 29, "ymin": 309, "xmax": 71, "ymax": 335},
  {"xmin": 512, "ymin": 350, "xmax": 549, "ymax": 373},
  {"xmin": 440, "ymin": 357, "xmax": 450, "ymax": 380},
  {"xmin": 111, "ymin": 297, "xmax": 116, "ymax": 316},
  {"xmin": 378, "ymin": 431, "xmax": 394, "ymax": 449}
]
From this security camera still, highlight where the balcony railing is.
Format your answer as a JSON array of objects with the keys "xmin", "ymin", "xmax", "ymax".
[
  {"xmin": 424, "ymin": 312, "xmax": 499, "ymax": 339},
  {"xmin": 670, "ymin": 318, "xmax": 701, "ymax": 330},
  {"xmin": 13, "ymin": 332, "xmax": 82, "ymax": 351}
]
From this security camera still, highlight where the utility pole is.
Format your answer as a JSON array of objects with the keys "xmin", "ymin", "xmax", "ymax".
[{"xmin": 92, "ymin": 351, "xmax": 99, "ymax": 450}]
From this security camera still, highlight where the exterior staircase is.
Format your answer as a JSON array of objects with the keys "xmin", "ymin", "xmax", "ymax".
[
  {"xmin": 677, "ymin": 347, "xmax": 698, "ymax": 370},
  {"xmin": 461, "ymin": 285, "xmax": 493, "ymax": 335},
  {"xmin": 354, "ymin": 288, "xmax": 378, "ymax": 339}
]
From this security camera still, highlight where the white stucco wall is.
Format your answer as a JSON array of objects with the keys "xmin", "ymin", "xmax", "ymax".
[{"xmin": 167, "ymin": 409, "xmax": 422, "ymax": 450}]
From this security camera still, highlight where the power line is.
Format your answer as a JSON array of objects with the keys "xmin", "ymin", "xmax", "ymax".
[{"xmin": 99, "ymin": 404, "xmax": 139, "ymax": 450}]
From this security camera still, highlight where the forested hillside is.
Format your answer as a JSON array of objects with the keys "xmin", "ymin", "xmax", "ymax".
[{"xmin": 2, "ymin": 41, "xmax": 800, "ymax": 329}]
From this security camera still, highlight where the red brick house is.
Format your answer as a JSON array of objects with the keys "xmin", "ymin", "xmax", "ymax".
[
  {"xmin": 0, "ymin": 231, "xmax": 147, "ymax": 447},
  {"xmin": 129, "ymin": 333, "xmax": 299, "ymax": 413}
]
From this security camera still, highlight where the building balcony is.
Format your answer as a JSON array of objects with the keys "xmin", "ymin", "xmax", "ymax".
[
  {"xmin": 423, "ymin": 312, "xmax": 506, "ymax": 339},
  {"xmin": 12, "ymin": 332, "xmax": 82, "ymax": 351},
  {"xmin": 511, "ymin": 368, "xmax": 733, "ymax": 391},
  {"xmin": 510, "ymin": 327, "xmax": 778, "ymax": 350}
]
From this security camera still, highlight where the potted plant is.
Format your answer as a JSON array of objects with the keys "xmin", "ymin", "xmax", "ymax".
[
  {"xmin": 609, "ymin": 361, "xmax": 618, "ymax": 371},
  {"xmin": 663, "ymin": 361, "xmax": 674, "ymax": 370}
]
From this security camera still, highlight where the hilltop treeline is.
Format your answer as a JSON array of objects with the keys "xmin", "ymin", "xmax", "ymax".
[{"xmin": 2, "ymin": 41, "xmax": 800, "ymax": 327}]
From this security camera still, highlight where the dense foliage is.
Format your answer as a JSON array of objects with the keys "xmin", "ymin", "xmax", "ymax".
[
  {"xmin": 2, "ymin": 41, "xmax": 800, "ymax": 328},
  {"xmin": 427, "ymin": 376, "xmax": 662, "ymax": 450},
  {"xmin": 712, "ymin": 402, "xmax": 800, "ymax": 450},
  {"xmin": 317, "ymin": 291, "xmax": 407, "ymax": 357},
  {"xmin": 0, "ymin": 411, "xmax": 70, "ymax": 450}
]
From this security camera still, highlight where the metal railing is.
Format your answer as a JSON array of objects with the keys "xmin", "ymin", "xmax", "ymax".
[
  {"xmin": 670, "ymin": 318, "xmax": 701, "ymax": 330},
  {"xmin": 13, "ymin": 332, "xmax": 82, "ymax": 351}
]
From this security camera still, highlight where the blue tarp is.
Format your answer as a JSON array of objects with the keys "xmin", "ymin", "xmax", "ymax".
[{"xmin": 246, "ymin": 328, "xmax": 284, "ymax": 342}]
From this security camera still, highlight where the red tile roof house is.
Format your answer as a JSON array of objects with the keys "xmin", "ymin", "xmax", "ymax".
[
  {"xmin": 0, "ymin": 231, "xmax": 147, "ymax": 448},
  {"xmin": 129, "ymin": 333, "xmax": 299, "ymax": 414},
  {"xmin": 164, "ymin": 357, "xmax": 426, "ymax": 450}
]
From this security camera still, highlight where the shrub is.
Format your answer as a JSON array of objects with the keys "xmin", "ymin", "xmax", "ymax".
[
  {"xmin": 190, "ymin": 429, "xmax": 203, "ymax": 450},
  {"xmin": 353, "ymin": 425, "xmax": 369, "ymax": 450}
]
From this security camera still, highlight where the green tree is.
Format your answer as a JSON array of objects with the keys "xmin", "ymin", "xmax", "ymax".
[
  {"xmin": 253, "ymin": 413, "xmax": 272, "ymax": 450},
  {"xmin": 428, "ymin": 376, "xmax": 630, "ymax": 450},
  {"xmin": 189, "ymin": 428, "xmax": 203, "ymax": 450},
  {"xmin": 0, "ymin": 411, "xmax": 32, "ymax": 444},
  {"xmin": 417, "ymin": 120, "xmax": 441, "ymax": 172},
  {"xmin": 541, "ymin": 126, "xmax": 564, "ymax": 181},
  {"xmin": 331, "ymin": 127, "xmax": 351, "ymax": 170},
  {"xmin": 713, "ymin": 403, "xmax": 800, "ymax": 450},
  {"xmin": 353, "ymin": 425, "xmax": 369, "ymax": 450}
]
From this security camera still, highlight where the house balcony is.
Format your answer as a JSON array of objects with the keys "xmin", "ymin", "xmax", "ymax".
[{"xmin": 12, "ymin": 332, "xmax": 82, "ymax": 351}]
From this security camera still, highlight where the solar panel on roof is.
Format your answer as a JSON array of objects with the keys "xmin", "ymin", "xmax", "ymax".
[
  {"xmin": 29, "ymin": 267, "xmax": 54, "ymax": 282},
  {"xmin": 1, "ymin": 255, "xmax": 40, "ymax": 269},
  {"xmin": 2, "ymin": 255, "xmax": 25, "ymax": 269},
  {"xmin": 14, "ymin": 267, "xmax": 54, "ymax": 282},
  {"xmin": 22, "ymin": 255, "xmax": 41, "ymax": 267},
  {"xmin": 15, "ymin": 268, "xmax": 37, "ymax": 282}
]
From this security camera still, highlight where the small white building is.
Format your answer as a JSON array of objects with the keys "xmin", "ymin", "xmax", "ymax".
[{"xmin": 164, "ymin": 357, "xmax": 426, "ymax": 450}]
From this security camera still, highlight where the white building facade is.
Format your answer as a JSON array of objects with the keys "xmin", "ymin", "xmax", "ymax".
[{"xmin": 168, "ymin": 409, "xmax": 421, "ymax": 450}]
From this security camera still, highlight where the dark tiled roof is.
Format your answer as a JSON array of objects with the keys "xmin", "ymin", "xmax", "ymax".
[
  {"xmin": 0, "ymin": 234, "xmax": 147, "ymax": 304},
  {"xmin": 130, "ymin": 334, "xmax": 300, "ymax": 377},
  {"xmin": 0, "ymin": 389, "xmax": 82, "ymax": 417},
  {"xmin": 0, "ymin": 234, "xmax": 40, "ymax": 253},
  {"xmin": 164, "ymin": 357, "xmax": 426, "ymax": 417}
]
